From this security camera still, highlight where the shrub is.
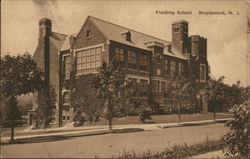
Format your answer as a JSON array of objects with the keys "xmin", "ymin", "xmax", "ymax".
[
  {"xmin": 138, "ymin": 107, "xmax": 152, "ymax": 123},
  {"xmin": 73, "ymin": 105, "xmax": 86, "ymax": 127},
  {"xmin": 223, "ymin": 101, "xmax": 249, "ymax": 158},
  {"xmin": 116, "ymin": 139, "xmax": 225, "ymax": 159}
]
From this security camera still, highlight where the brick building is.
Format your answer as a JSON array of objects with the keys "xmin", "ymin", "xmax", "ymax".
[{"xmin": 34, "ymin": 16, "xmax": 209, "ymax": 126}]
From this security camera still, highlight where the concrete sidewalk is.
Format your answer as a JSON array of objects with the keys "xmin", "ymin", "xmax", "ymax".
[{"xmin": 1, "ymin": 118, "xmax": 231, "ymax": 144}]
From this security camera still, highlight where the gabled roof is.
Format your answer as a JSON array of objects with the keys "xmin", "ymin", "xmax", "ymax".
[
  {"xmin": 56, "ymin": 16, "xmax": 188, "ymax": 60},
  {"xmin": 88, "ymin": 16, "xmax": 187, "ymax": 60},
  {"xmin": 88, "ymin": 16, "xmax": 170, "ymax": 51},
  {"xmin": 50, "ymin": 32, "xmax": 67, "ymax": 50},
  {"xmin": 60, "ymin": 34, "xmax": 77, "ymax": 51}
]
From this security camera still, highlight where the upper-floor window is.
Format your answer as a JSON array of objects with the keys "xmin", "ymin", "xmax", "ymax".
[
  {"xmin": 178, "ymin": 62, "xmax": 185, "ymax": 76},
  {"xmin": 161, "ymin": 81, "xmax": 166, "ymax": 92},
  {"xmin": 151, "ymin": 80, "xmax": 160, "ymax": 92},
  {"xmin": 139, "ymin": 79, "xmax": 148, "ymax": 97},
  {"xmin": 156, "ymin": 69, "xmax": 161, "ymax": 76},
  {"xmin": 200, "ymin": 64, "xmax": 206, "ymax": 81},
  {"xmin": 76, "ymin": 46, "xmax": 101, "ymax": 75},
  {"xmin": 63, "ymin": 55, "xmax": 71, "ymax": 79},
  {"xmin": 63, "ymin": 92, "xmax": 70, "ymax": 104},
  {"xmin": 173, "ymin": 28, "xmax": 180, "ymax": 33},
  {"xmin": 170, "ymin": 60, "xmax": 176, "ymax": 76},
  {"xmin": 164, "ymin": 59, "xmax": 169, "ymax": 74},
  {"xmin": 114, "ymin": 48, "xmax": 124, "ymax": 63},
  {"xmin": 128, "ymin": 50, "xmax": 137, "ymax": 69},
  {"xmin": 86, "ymin": 30, "xmax": 91, "ymax": 38},
  {"xmin": 138, "ymin": 54, "xmax": 148, "ymax": 71}
]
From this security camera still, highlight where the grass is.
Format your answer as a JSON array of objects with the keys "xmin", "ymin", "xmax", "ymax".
[
  {"xmin": 90, "ymin": 113, "xmax": 233, "ymax": 126},
  {"xmin": 117, "ymin": 139, "xmax": 226, "ymax": 159}
]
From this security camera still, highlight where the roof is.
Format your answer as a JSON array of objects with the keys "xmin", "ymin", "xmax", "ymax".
[
  {"xmin": 50, "ymin": 32, "xmax": 67, "ymax": 50},
  {"xmin": 88, "ymin": 16, "xmax": 187, "ymax": 60},
  {"xmin": 88, "ymin": 16, "xmax": 170, "ymax": 51},
  {"xmin": 56, "ymin": 16, "xmax": 188, "ymax": 60},
  {"xmin": 163, "ymin": 47, "xmax": 188, "ymax": 60}
]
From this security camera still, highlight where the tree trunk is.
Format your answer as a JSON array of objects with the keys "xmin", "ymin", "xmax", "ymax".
[
  {"xmin": 108, "ymin": 117, "xmax": 113, "ymax": 131},
  {"xmin": 178, "ymin": 104, "xmax": 181, "ymax": 124},
  {"xmin": 213, "ymin": 107, "xmax": 217, "ymax": 123},
  {"xmin": 10, "ymin": 125, "xmax": 14, "ymax": 142},
  {"xmin": 9, "ymin": 95, "xmax": 16, "ymax": 142}
]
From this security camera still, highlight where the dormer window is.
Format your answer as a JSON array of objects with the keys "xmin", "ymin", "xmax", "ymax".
[
  {"xmin": 86, "ymin": 30, "xmax": 91, "ymax": 38},
  {"xmin": 121, "ymin": 31, "xmax": 131, "ymax": 41}
]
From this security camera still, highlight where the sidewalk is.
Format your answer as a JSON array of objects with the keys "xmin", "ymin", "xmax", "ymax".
[{"xmin": 1, "ymin": 118, "xmax": 232, "ymax": 144}]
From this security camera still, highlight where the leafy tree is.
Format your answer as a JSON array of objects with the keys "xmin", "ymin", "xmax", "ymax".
[
  {"xmin": 91, "ymin": 61, "xmax": 133, "ymax": 131},
  {"xmin": 148, "ymin": 99, "xmax": 161, "ymax": 114},
  {"xmin": 17, "ymin": 94, "xmax": 34, "ymax": 116},
  {"xmin": 205, "ymin": 76, "xmax": 225, "ymax": 122},
  {"xmin": 225, "ymin": 81, "xmax": 248, "ymax": 111},
  {"xmin": 166, "ymin": 76, "xmax": 196, "ymax": 124},
  {"xmin": 224, "ymin": 101, "xmax": 249, "ymax": 158},
  {"xmin": 138, "ymin": 105, "xmax": 152, "ymax": 123},
  {"xmin": 0, "ymin": 53, "xmax": 43, "ymax": 141},
  {"xmin": 69, "ymin": 74, "xmax": 102, "ymax": 126},
  {"xmin": 36, "ymin": 86, "xmax": 56, "ymax": 129},
  {"xmin": 64, "ymin": 59, "xmax": 102, "ymax": 126},
  {"xmin": 1, "ymin": 96, "xmax": 22, "ymax": 127}
]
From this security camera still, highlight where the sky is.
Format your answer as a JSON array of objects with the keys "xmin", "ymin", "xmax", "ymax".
[{"xmin": 1, "ymin": 0, "xmax": 249, "ymax": 86}]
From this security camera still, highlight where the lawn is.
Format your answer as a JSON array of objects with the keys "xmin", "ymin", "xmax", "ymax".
[
  {"xmin": 91, "ymin": 112, "xmax": 233, "ymax": 126},
  {"xmin": 2, "ymin": 123, "xmax": 228, "ymax": 158}
]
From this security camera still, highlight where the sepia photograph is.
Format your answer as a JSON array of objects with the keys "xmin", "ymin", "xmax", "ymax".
[{"xmin": 1, "ymin": 0, "xmax": 249, "ymax": 158}]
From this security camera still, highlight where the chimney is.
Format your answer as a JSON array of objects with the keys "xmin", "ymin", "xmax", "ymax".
[
  {"xmin": 38, "ymin": 18, "xmax": 52, "ymax": 92},
  {"xmin": 171, "ymin": 20, "xmax": 189, "ymax": 54},
  {"xmin": 39, "ymin": 18, "xmax": 52, "ymax": 38}
]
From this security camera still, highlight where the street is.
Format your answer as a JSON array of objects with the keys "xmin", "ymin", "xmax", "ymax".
[{"xmin": 2, "ymin": 123, "xmax": 228, "ymax": 158}]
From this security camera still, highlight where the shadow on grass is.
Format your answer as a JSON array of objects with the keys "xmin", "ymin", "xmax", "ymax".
[
  {"xmin": 1, "ymin": 128, "xmax": 144, "ymax": 145},
  {"xmin": 163, "ymin": 120, "xmax": 228, "ymax": 129}
]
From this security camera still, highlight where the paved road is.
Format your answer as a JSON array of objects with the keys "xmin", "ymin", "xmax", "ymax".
[{"xmin": 2, "ymin": 123, "xmax": 228, "ymax": 158}]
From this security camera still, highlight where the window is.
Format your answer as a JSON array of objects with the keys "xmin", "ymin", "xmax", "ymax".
[
  {"xmin": 67, "ymin": 115, "xmax": 70, "ymax": 120},
  {"xmin": 156, "ymin": 69, "xmax": 161, "ymax": 75},
  {"xmin": 164, "ymin": 59, "xmax": 169, "ymax": 74},
  {"xmin": 114, "ymin": 48, "xmax": 124, "ymax": 62},
  {"xmin": 179, "ymin": 63, "xmax": 185, "ymax": 75},
  {"xmin": 62, "ymin": 115, "xmax": 66, "ymax": 121},
  {"xmin": 128, "ymin": 50, "xmax": 137, "ymax": 69},
  {"xmin": 200, "ymin": 64, "xmax": 206, "ymax": 81},
  {"xmin": 152, "ymin": 80, "xmax": 160, "ymax": 92},
  {"xmin": 63, "ymin": 55, "xmax": 71, "ymax": 79},
  {"xmin": 76, "ymin": 47, "xmax": 101, "ymax": 75},
  {"xmin": 63, "ymin": 92, "xmax": 70, "ymax": 104},
  {"xmin": 139, "ymin": 79, "xmax": 148, "ymax": 97},
  {"xmin": 161, "ymin": 81, "xmax": 166, "ymax": 92},
  {"xmin": 174, "ymin": 28, "xmax": 180, "ymax": 33},
  {"xmin": 139, "ymin": 54, "xmax": 148, "ymax": 71},
  {"xmin": 86, "ymin": 30, "xmax": 91, "ymax": 38},
  {"xmin": 170, "ymin": 61, "xmax": 176, "ymax": 76},
  {"xmin": 128, "ymin": 78, "xmax": 137, "ymax": 96}
]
